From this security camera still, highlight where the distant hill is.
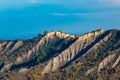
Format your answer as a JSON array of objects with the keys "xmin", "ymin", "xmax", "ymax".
[{"xmin": 0, "ymin": 29, "xmax": 120, "ymax": 80}]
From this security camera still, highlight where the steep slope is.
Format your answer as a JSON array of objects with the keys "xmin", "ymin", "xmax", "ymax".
[
  {"xmin": 0, "ymin": 31, "xmax": 77, "ymax": 76},
  {"xmin": 41, "ymin": 29, "xmax": 120, "ymax": 80},
  {"xmin": 0, "ymin": 29, "xmax": 120, "ymax": 80},
  {"xmin": 42, "ymin": 29, "xmax": 104, "ymax": 74},
  {"xmin": 0, "ymin": 39, "xmax": 40, "ymax": 75},
  {"xmin": 78, "ymin": 29, "xmax": 120, "ymax": 71}
]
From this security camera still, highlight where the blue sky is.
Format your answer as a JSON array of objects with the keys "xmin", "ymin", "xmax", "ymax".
[{"xmin": 0, "ymin": 0, "xmax": 120, "ymax": 39}]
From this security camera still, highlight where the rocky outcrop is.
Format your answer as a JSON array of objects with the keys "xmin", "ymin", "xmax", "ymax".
[
  {"xmin": 0, "ymin": 31, "xmax": 75, "ymax": 73},
  {"xmin": 0, "ymin": 42, "xmax": 7, "ymax": 53},
  {"xmin": 98, "ymin": 53, "xmax": 116, "ymax": 72},
  {"xmin": 1, "ymin": 41, "xmax": 13, "ymax": 54},
  {"xmin": 11, "ymin": 41, "xmax": 23, "ymax": 52},
  {"xmin": 15, "ymin": 31, "xmax": 75, "ymax": 65},
  {"xmin": 36, "ymin": 31, "xmax": 75, "ymax": 49},
  {"xmin": 0, "ymin": 41, "xmax": 23, "ymax": 57},
  {"xmin": 112, "ymin": 56, "xmax": 120, "ymax": 68},
  {"xmin": 75, "ymin": 30, "xmax": 120, "ymax": 73},
  {"xmin": 82, "ymin": 30, "xmax": 113, "ymax": 57},
  {"xmin": 0, "ymin": 29, "xmax": 120, "ymax": 80},
  {"xmin": 19, "ymin": 68, "xmax": 30, "ymax": 74},
  {"xmin": 42, "ymin": 29, "xmax": 104, "ymax": 74},
  {"xmin": 15, "ymin": 47, "xmax": 36, "ymax": 64},
  {"xmin": 86, "ymin": 67, "xmax": 96, "ymax": 76},
  {"xmin": 1, "ymin": 63, "xmax": 13, "ymax": 72},
  {"xmin": 0, "ymin": 41, "xmax": 24, "ymax": 72}
]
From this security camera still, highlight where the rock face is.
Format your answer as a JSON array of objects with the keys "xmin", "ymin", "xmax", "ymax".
[
  {"xmin": 0, "ymin": 42, "xmax": 7, "ymax": 54},
  {"xmin": 15, "ymin": 31, "xmax": 75, "ymax": 64},
  {"xmin": 0, "ymin": 29, "xmax": 120, "ymax": 80},
  {"xmin": 38, "ymin": 31, "xmax": 74, "ymax": 44},
  {"xmin": 1, "ymin": 63, "xmax": 13, "ymax": 72},
  {"xmin": 0, "ymin": 41, "xmax": 23, "ymax": 58},
  {"xmin": 11, "ymin": 41, "xmax": 23, "ymax": 53},
  {"xmin": 0, "ymin": 41, "xmax": 24, "ymax": 72},
  {"xmin": 42, "ymin": 29, "xmax": 104, "ymax": 74},
  {"xmin": 19, "ymin": 68, "xmax": 30, "ymax": 74},
  {"xmin": 86, "ymin": 67, "xmax": 96, "ymax": 76},
  {"xmin": 83, "ymin": 31, "xmax": 113, "ymax": 57},
  {"xmin": 36, "ymin": 31, "xmax": 75, "ymax": 50},
  {"xmin": 112, "ymin": 56, "xmax": 120, "ymax": 68},
  {"xmin": 98, "ymin": 53, "xmax": 116, "ymax": 72},
  {"xmin": 0, "ymin": 31, "xmax": 75, "ymax": 72}
]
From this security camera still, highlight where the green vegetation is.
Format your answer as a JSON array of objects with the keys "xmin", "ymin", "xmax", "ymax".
[
  {"xmin": 36, "ymin": 36, "xmax": 77, "ymax": 63},
  {"xmin": 0, "ymin": 29, "xmax": 120, "ymax": 80}
]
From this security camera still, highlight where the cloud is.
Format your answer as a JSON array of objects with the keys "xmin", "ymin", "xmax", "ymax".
[
  {"xmin": 0, "ymin": 0, "xmax": 44, "ymax": 10},
  {"xmin": 44, "ymin": 0, "xmax": 120, "ymax": 5},
  {"xmin": 51, "ymin": 13, "xmax": 68, "ymax": 16},
  {"xmin": 0, "ymin": 0, "xmax": 120, "ymax": 10},
  {"xmin": 27, "ymin": 0, "xmax": 43, "ymax": 4},
  {"xmin": 51, "ymin": 12, "xmax": 120, "ymax": 16},
  {"xmin": 100, "ymin": 0, "xmax": 120, "ymax": 3}
]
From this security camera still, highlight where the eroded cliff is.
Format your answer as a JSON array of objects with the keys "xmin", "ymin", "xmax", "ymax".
[{"xmin": 42, "ymin": 29, "xmax": 104, "ymax": 74}]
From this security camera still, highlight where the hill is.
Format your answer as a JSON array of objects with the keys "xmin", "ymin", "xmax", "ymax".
[{"xmin": 0, "ymin": 29, "xmax": 120, "ymax": 80}]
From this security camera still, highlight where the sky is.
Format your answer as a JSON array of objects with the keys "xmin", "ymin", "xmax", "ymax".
[{"xmin": 0, "ymin": 0, "xmax": 120, "ymax": 39}]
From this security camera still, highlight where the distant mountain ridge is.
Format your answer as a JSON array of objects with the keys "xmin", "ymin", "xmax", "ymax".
[{"xmin": 0, "ymin": 29, "xmax": 120, "ymax": 80}]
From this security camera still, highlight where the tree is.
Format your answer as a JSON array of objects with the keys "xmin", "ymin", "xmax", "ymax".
[
  {"xmin": 44, "ymin": 30, "xmax": 48, "ymax": 35},
  {"xmin": 38, "ymin": 33, "xmax": 42, "ymax": 37}
]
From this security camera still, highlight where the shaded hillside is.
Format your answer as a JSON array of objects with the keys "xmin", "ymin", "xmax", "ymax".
[
  {"xmin": 0, "ymin": 29, "xmax": 120, "ymax": 80},
  {"xmin": 40, "ymin": 29, "xmax": 120, "ymax": 80},
  {"xmin": 0, "ymin": 31, "xmax": 77, "ymax": 77}
]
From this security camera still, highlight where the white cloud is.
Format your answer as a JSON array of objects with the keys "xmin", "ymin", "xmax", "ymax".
[
  {"xmin": 51, "ymin": 12, "xmax": 120, "ymax": 16},
  {"xmin": 27, "ymin": 0, "xmax": 43, "ymax": 4},
  {"xmin": 99, "ymin": 0, "xmax": 120, "ymax": 4},
  {"xmin": 51, "ymin": 13, "xmax": 68, "ymax": 16},
  {"xmin": 0, "ymin": 0, "xmax": 120, "ymax": 10},
  {"xmin": 44, "ymin": 0, "xmax": 120, "ymax": 5}
]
